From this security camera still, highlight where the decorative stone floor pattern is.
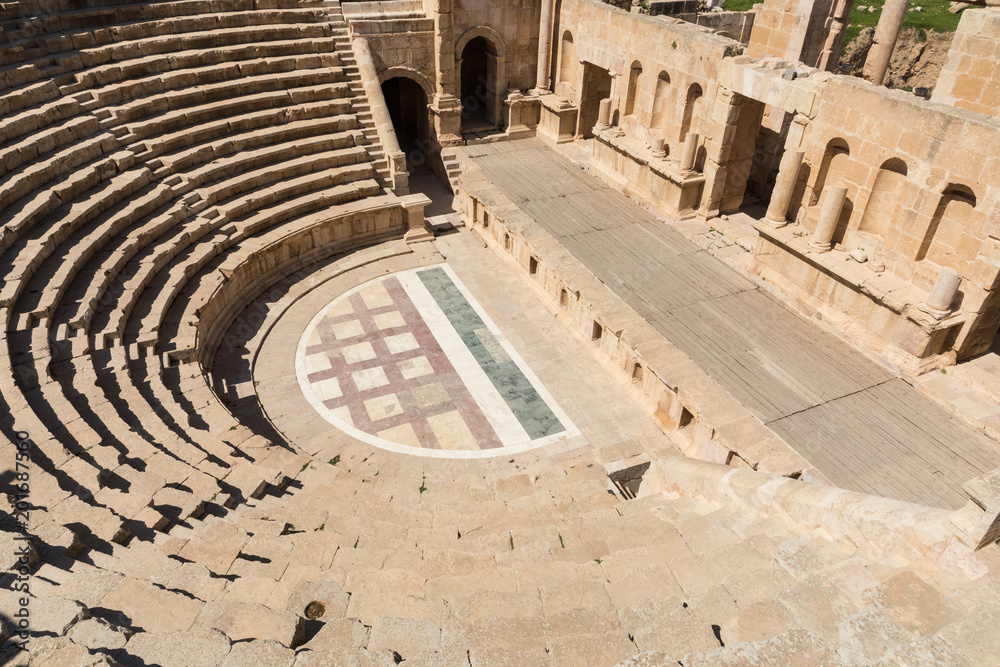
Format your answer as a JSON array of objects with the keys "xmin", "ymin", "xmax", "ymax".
[{"xmin": 296, "ymin": 264, "xmax": 577, "ymax": 457}]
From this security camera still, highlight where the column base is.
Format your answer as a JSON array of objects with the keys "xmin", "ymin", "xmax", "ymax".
[
  {"xmin": 405, "ymin": 227, "xmax": 435, "ymax": 244},
  {"xmin": 918, "ymin": 302, "xmax": 951, "ymax": 320},
  {"xmin": 809, "ymin": 241, "xmax": 832, "ymax": 253},
  {"xmin": 530, "ymin": 87, "xmax": 552, "ymax": 97},
  {"xmin": 766, "ymin": 217, "xmax": 788, "ymax": 229}
]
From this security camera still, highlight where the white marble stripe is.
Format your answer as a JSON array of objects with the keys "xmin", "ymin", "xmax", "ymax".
[{"xmin": 397, "ymin": 267, "xmax": 531, "ymax": 447}]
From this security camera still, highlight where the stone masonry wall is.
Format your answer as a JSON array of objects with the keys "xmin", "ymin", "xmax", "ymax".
[
  {"xmin": 932, "ymin": 9, "xmax": 1000, "ymax": 117},
  {"xmin": 798, "ymin": 75, "xmax": 1000, "ymax": 356},
  {"xmin": 453, "ymin": 0, "xmax": 541, "ymax": 92},
  {"xmin": 554, "ymin": 0, "xmax": 734, "ymax": 153}
]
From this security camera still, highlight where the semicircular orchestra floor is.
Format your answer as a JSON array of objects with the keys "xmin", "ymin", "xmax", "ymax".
[
  {"xmin": 235, "ymin": 231, "xmax": 673, "ymax": 466},
  {"xmin": 296, "ymin": 264, "xmax": 578, "ymax": 458}
]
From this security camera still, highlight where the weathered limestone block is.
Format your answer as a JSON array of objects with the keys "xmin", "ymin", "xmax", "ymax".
[
  {"xmin": 67, "ymin": 617, "xmax": 134, "ymax": 652},
  {"xmin": 301, "ymin": 618, "xmax": 370, "ymax": 652},
  {"xmin": 9, "ymin": 636, "xmax": 122, "ymax": 666},
  {"xmin": 868, "ymin": 571, "xmax": 964, "ymax": 636},
  {"xmin": 100, "ymin": 577, "xmax": 204, "ymax": 634},
  {"xmin": 30, "ymin": 596, "xmax": 90, "ymax": 637},
  {"xmin": 221, "ymin": 640, "xmax": 295, "ymax": 667},
  {"xmin": 192, "ymin": 601, "xmax": 306, "ymax": 647},
  {"xmin": 936, "ymin": 602, "xmax": 1000, "ymax": 664},
  {"xmin": 117, "ymin": 629, "xmax": 232, "ymax": 667}
]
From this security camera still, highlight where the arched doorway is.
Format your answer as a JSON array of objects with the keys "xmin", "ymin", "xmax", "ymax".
[
  {"xmin": 381, "ymin": 76, "xmax": 430, "ymax": 167},
  {"xmin": 460, "ymin": 36, "xmax": 497, "ymax": 133}
]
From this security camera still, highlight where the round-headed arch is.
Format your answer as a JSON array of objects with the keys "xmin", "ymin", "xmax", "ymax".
[
  {"xmin": 456, "ymin": 25, "xmax": 505, "ymax": 59},
  {"xmin": 378, "ymin": 66, "xmax": 435, "ymax": 100}
]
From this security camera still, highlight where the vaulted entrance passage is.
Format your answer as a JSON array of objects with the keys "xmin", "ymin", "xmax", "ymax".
[
  {"xmin": 381, "ymin": 76, "xmax": 429, "ymax": 164},
  {"xmin": 460, "ymin": 36, "xmax": 497, "ymax": 134},
  {"xmin": 579, "ymin": 62, "xmax": 612, "ymax": 139}
]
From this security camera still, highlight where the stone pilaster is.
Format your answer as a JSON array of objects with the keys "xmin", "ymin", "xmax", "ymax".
[{"xmin": 430, "ymin": 0, "xmax": 462, "ymax": 144}]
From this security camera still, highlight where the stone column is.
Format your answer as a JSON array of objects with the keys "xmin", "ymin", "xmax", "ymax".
[
  {"xmin": 920, "ymin": 267, "xmax": 962, "ymax": 318},
  {"xmin": 430, "ymin": 0, "xmax": 463, "ymax": 144},
  {"xmin": 594, "ymin": 98, "xmax": 612, "ymax": 132},
  {"xmin": 809, "ymin": 186, "xmax": 848, "ymax": 252},
  {"xmin": 863, "ymin": 0, "xmax": 909, "ymax": 86},
  {"xmin": 650, "ymin": 136, "xmax": 666, "ymax": 159},
  {"xmin": 353, "ymin": 38, "xmax": 408, "ymax": 194},
  {"xmin": 532, "ymin": 0, "xmax": 555, "ymax": 94},
  {"xmin": 765, "ymin": 149, "xmax": 805, "ymax": 228},
  {"xmin": 680, "ymin": 132, "xmax": 700, "ymax": 172}
]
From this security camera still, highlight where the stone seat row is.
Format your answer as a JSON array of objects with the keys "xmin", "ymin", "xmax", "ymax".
[
  {"xmin": 103, "ymin": 150, "xmax": 376, "ymax": 342},
  {"xmin": 0, "ymin": 8, "xmax": 373, "ymax": 556},
  {"xmin": 0, "ymin": 87, "xmax": 355, "ymax": 303},
  {"xmin": 0, "ymin": 6, "xmax": 332, "ymax": 56},
  {"xmin": 0, "ymin": 16, "xmax": 342, "ymax": 93},
  {"xmin": 128, "ymin": 167, "xmax": 379, "ymax": 347},
  {"xmin": 0, "ymin": 7, "xmax": 331, "ymax": 49},
  {"xmin": 58, "ymin": 36, "xmax": 343, "ymax": 97},
  {"xmin": 66, "ymin": 118, "xmax": 364, "ymax": 334},
  {"xmin": 0, "ymin": 63, "xmax": 347, "ymax": 189},
  {"xmin": 169, "ymin": 182, "xmax": 389, "ymax": 356},
  {"xmin": 38, "ymin": 135, "xmax": 364, "ymax": 331},
  {"xmin": 0, "ymin": 76, "xmax": 352, "ymax": 268}
]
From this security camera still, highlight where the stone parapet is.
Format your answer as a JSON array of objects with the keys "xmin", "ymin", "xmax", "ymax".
[{"xmin": 590, "ymin": 131, "xmax": 706, "ymax": 221}]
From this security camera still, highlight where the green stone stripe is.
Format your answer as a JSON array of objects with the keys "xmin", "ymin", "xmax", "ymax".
[{"xmin": 417, "ymin": 267, "xmax": 564, "ymax": 440}]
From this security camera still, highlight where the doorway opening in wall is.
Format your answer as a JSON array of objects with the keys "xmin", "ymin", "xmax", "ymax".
[
  {"xmin": 742, "ymin": 106, "xmax": 792, "ymax": 217},
  {"xmin": 716, "ymin": 94, "xmax": 768, "ymax": 217},
  {"xmin": 461, "ymin": 37, "xmax": 497, "ymax": 134},
  {"xmin": 578, "ymin": 63, "xmax": 612, "ymax": 139},
  {"xmin": 382, "ymin": 76, "xmax": 454, "ymax": 218},
  {"xmin": 382, "ymin": 77, "xmax": 430, "ymax": 167}
]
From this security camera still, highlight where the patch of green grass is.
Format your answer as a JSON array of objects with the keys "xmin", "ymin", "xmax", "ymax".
[
  {"xmin": 725, "ymin": 0, "xmax": 961, "ymax": 48},
  {"xmin": 328, "ymin": 455, "xmax": 340, "ymax": 466},
  {"xmin": 842, "ymin": 0, "xmax": 962, "ymax": 47},
  {"xmin": 723, "ymin": 0, "xmax": 763, "ymax": 11}
]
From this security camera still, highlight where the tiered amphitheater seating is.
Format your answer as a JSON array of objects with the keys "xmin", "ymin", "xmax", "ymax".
[
  {"xmin": 1, "ymin": 1, "xmax": 997, "ymax": 663},
  {"xmin": 13, "ymin": 437, "xmax": 1000, "ymax": 663},
  {"xmin": 0, "ymin": 0, "xmax": 392, "ymax": 559}
]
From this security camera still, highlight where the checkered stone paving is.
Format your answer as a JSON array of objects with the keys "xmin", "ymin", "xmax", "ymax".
[{"xmin": 296, "ymin": 265, "xmax": 577, "ymax": 458}]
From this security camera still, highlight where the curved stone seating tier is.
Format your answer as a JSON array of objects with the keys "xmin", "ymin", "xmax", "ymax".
[
  {"xmin": 175, "ymin": 194, "xmax": 402, "ymax": 365},
  {"xmin": 3, "ymin": 86, "xmax": 362, "ymax": 326},
  {"xmin": 29, "ymin": 136, "xmax": 364, "ymax": 331},
  {"xmin": 0, "ymin": 13, "xmax": 338, "ymax": 94},
  {"xmin": 58, "ymin": 122, "xmax": 362, "ymax": 331},
  {"xmin": 0, "ymin": 0, "xmax": 386, "ymax": 562},
  {"xmin": 0, "ymin": 79, "xmax": 354, "ymax": 271},
  {"xmin": 101, "ymin": 161, "xmax": 377, "ymax": 344}
]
